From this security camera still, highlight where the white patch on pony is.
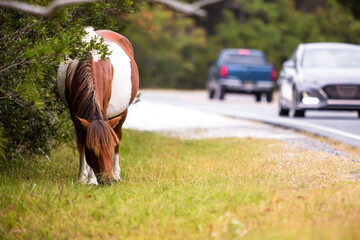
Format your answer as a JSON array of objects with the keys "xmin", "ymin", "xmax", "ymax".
[
  {"xmin": 82, "ymin": 27, "xmax": 132, "ymax": 118},
  {"xmin": 106, "ymin": 41, "xmax": 132, "ymax": 118},
  {"xmin": 113, "ymin": 153, "xmax": 121, "ymax": 181},
  {"xmin": 56, "ymin": 61, "xmax": 69, "ymax": 106}
]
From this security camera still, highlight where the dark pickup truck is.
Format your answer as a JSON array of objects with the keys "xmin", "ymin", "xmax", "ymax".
[{"xmin": 207, "ymin": 48, "xmax": 276, "ymax": 102}]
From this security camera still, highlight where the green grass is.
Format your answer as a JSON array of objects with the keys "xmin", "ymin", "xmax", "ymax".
[{"xmin": 1, "ymin": 130, "xmax": 360, "ymax": 239}]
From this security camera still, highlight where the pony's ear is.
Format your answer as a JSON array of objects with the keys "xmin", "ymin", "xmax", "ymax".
[
  {"xmin": 107, "ymin": 115, "xmax": 122, "ymax": 129},
  {"xmin": 76, "ymin": 116, "xmax": 90, "ymax": 131}
]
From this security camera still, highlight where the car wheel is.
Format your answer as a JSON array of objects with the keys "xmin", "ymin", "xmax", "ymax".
[
  {"xmin": 289, "ymin": 89, "xmax": 305, "ymax": 118},
  {"xmin": 279, "ymin": 107, "xmax": 289, "ymax": 116},
  {"xmin": 219, "ymin": 87, "xmax": 225, "ymax": 100},
  {"xmin": 255, "ymin": 93, "xmax": 261, "ymax": 102},
  {"xmin": 279, "ymin": 100, "xmax": 289, "ymax": 116},
  {"xmin": 209, "ymin": 89, "xmax": 215, "ymax": 99},
  {"xmin": 357, "ymin": 110, "xmax": 360, "ymax": 118},
  {"xmin": 266, "ymin": 92, "xmax": 273, "ymax": 103},
  {"xmin": 296, "ymin": 110, "xmax": 305, "ymax": 117},
  {"xmin": 278, "ymin": 91, "xmax": 289, "ymax": 116}
]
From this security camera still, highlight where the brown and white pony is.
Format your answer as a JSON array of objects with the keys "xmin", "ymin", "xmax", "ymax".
[{"xmin": 57, "ymin": 28, "xmax": 139, "ymax": 185}]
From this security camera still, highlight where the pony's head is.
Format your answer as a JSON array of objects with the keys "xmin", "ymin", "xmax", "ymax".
[{"xmin": 77, "ymin": 115, "xmax": 122, "ymax": 185}]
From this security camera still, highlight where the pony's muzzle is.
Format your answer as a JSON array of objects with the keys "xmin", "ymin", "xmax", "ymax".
[{"xmin": 97, "ymin": 173, "xmax": 116, "ymax": 186}]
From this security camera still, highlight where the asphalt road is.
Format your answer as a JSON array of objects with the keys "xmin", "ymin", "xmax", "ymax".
[{"xmin": 139, "ymin": 90, "xmax": 360, "ymax": 146}]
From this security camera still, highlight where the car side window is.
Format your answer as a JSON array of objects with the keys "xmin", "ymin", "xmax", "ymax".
[{"xmin": 289, "ymin": 48, "xmax": 298, "ymax": 66}]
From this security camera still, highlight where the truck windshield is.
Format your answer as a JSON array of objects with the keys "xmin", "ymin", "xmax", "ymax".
[
  {"xmin": 223, "ymin": 54, "xmax": 266, "ymax": 65},
  {"xmin": 302, "ymin": 49, "xmax": 360, "ymax": 68}
]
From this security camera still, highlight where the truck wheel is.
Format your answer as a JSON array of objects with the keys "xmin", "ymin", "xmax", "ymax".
[
  {"xmin": 266, "ymin": 92, "xmax": 273, "ymax": 103},
  {"xmin": 209, "ymin": 89, "xmax": 215, "ymax": 99},
  {"xmin": 255, "ymin": 93, "xmax": 261, "ymax": 102}
]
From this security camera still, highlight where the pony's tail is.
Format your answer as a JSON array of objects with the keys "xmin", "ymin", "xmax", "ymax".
[
  {"xmin": 66, "ymin": 59, "xmax": 80, "ymax": 87},
  {"xmin": 65, "ymin": 59, "xmax": 80, "ymax": 104},
  {"xmin": 57, "ymin": 58, "xmax": 79, "ymax": 105}
]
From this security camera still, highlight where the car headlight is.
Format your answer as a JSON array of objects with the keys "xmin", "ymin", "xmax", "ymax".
[{"xmin": 301, "ymin": 92, "xmax": 319, "ymax": 104}]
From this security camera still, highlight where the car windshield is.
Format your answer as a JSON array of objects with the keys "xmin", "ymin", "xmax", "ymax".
[
  {"xmin": 223, "ymin": 54, "xmax": 266, "ymax": 65},
  {"xmin": 302, "ymin": 49, "xmax": 360, "ymax": 68}
]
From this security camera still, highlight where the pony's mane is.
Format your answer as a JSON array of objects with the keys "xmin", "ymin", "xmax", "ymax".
[
  {"xmin": 86, "ymin": 120, "xmax": 119, "ymax": 156},
  {"xmin": 67, "ymin": 60, "xmax": 102, "ymax": 120}
]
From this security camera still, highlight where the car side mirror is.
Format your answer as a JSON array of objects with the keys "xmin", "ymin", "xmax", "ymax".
[{"xmin": 283, "ymin": 60, "xmax": 295, "ymax": 69}]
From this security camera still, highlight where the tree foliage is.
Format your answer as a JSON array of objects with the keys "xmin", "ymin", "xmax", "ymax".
[
  {"xmin": 336, "ymin": 0, "xmax": 360, "ymax": 20},
  {"xmin": 209, "ymin": 0, "xmax": 360, "ymax": 70},
  {"xmin": 0, "ymin": 0, "xmax": 133, "ymax": 164},
  {"xmin": 123, "ymin": 4, "xmax": 207, "ymax": 89}
]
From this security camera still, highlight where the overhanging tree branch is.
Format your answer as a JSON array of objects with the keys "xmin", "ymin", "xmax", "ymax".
[
  {"xmin": 0, "ymin": 0, "xmax": 225, "ymax": 18},
  {"xmin": 0, "ymin": 0, "xmax": 97, "ymax": 18},
  {"xmin": 152, "ymin": 0, "xmax": 206, "ymax": 17},
  {"xmin": 192, "ymin": 0, "xmax": 224, "ymax": 8},
  {"xmin": 152, "ymin": 0, "xmax": 224, "ymax": 17}
]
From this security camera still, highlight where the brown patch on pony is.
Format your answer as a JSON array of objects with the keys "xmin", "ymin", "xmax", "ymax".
[
  {"xmin": 95, "ymin": 30, "xmax": 139, "ymax": 105},
  {"xmin": 86, "ymin": 120, "xmax": 119, "ymax": 156},
  {"xmin": 90, "ymin": 56, "xmax": 114, "ymax": 113}
]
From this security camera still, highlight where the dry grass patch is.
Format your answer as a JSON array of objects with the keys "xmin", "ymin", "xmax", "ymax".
[{"xmin": 1, "ymin": 130, "xmax": 360, "ymax": 239}]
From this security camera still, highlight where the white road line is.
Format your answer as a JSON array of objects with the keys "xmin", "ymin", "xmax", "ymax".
[{"xmin": 232, "ymin": 111, "xmax": 360, "ymax": 141}]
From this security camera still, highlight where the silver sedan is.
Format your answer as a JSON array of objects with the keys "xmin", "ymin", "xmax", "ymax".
[{"xmin": 278, "ymin": 42, "xmax": 360, "ymax": 117}]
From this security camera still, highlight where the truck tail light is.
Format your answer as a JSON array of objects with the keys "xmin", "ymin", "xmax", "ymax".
[
  {"xmin": 220, "ymin": 65, "xmax": 228, "ymax": 78},
  {"xmin": 271, "ymin": 68, "xmax": 277, "ymax": 81}
]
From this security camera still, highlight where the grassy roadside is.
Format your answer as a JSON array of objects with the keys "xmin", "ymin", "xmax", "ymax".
[{"xmin": 1, "ymin": 130, "xmax": 360, "ymax": 239}]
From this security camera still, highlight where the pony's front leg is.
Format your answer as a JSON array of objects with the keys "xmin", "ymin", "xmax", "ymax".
[
  {"xmin": 75, "ymin": 130, "xmax": 98, "ymax": 185},
  {"xmin": 78, "ymin": 148, "xmax": 89, "ymax": 183},
  {"xmin": 113, "ymin": 149, "xmax": 122, "ymax": 182},
  {"xmin": 87, "ymin": 166, "xmax": 98, "ymax": 185},
  {"xmin": 78, "ymin": 151, "xmax": 98, "ymax": 185}
]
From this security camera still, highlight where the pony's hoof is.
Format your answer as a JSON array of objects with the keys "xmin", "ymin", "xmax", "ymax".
[
  {"xmin": 114, "ymin": 176, "xmax": 122, "ymax": 182},
  {"xmin": 77, "ymin": 175, "xmax": 88, "ymax": 184},
  {"xmin": 87, "ymin": 177, "xmax": 98, "ymax": 185}
]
